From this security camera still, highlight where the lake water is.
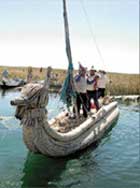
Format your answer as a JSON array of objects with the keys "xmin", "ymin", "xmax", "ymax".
[{"xmin": 0, "ymin": 90, "xmax": 139, "ymax": 188}]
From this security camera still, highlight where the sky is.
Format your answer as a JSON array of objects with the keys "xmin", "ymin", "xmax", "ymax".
[{"xmin": 0, "ymin": 0, "xmax": 139, "ymax": 73}]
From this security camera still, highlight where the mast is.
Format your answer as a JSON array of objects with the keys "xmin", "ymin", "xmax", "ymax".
[
  {"xmin": 63, "ymin": 0, "xmax": 73, "ymax": 68},
  {"xmin": 60, "ymin": 0, "xmax": 76, "ymax": 108}
]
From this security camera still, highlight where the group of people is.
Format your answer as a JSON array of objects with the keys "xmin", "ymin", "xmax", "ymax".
[{"xmin": 74, "ymin": 63, "xmax": 108, "ymax": 118}]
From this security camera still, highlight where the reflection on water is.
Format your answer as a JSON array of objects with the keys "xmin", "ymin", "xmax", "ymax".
[
  {"xmin": 0, "ymin": 88, "xmax": 17, "ymax": 98},
  {"xmin": 22, "ymin": 153, "xmax": 67, "ymax": 188},
  {"xmin": 1, "ymin": 89, "xmax": 6, "ymax": 97},
  {"xmin": 21, "ymin": 143, "xmax": 99, "ymax": 188},
  {"xmin": 0, "ymin": 90, "xmax": 140, "ymax": 188}
]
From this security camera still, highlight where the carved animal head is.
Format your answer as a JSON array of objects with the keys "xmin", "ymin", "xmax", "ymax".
[{"xmin": 11, "ymin": 83, "xmax": 49, "ymax": 120}]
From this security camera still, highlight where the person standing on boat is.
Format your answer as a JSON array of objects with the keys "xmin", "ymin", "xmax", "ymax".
[
  {"xmin": 74, "ymin": 63, "xmax": 88, "ymax": 118},
  {"xmin": 2, "ymin": 69, "xmax": 9, "ymax": 79},
  {"xmin": 87, "ymin": 66, "xmax": 100, "ymax": 111},
  {"xmin": 98, "ymin": 70, "xmax": 108, "ymax": 98}
]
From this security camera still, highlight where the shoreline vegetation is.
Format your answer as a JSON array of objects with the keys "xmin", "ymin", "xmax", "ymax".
[{"xmin": 0, "ymin": 66, "xmax": 140, "ymax": 95}]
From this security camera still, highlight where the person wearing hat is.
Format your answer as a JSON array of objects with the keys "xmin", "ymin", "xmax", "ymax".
[
  {"xmin": 74, "ymin": 63, "xmax": 88, "ymax": 118},
  {"xmin": 87, "ymin": 66, "xmax": 100, "ymax": 111}
]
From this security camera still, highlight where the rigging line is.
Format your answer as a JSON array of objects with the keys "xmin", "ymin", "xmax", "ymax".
[{"xmin": 79, "ymin": 0, "xmax": 107, "ymax": 71}]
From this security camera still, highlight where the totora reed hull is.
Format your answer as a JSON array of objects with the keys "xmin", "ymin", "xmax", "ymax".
[{"xmin": 22, "ymin": 101, "xmax": 119, "ymax": 157}]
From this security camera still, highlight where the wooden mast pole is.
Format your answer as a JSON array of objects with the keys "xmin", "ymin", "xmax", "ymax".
[
  {"xmin": 63, "ymin": 0, "xmax": 73, "ymax": 68},
  {"xmin": 63, "ymin": 0, "xmax": 79, "ymax": 119}
]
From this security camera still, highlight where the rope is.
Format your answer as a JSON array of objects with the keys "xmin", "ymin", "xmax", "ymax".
[{"xmin": 79, "ymin": 0, "xmax": 107, "ymax": 71}]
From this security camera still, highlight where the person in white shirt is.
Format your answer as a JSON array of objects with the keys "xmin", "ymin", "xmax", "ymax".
[
  {"xmin": 87, "ymin": 66, "xmax": 100, "ymax": 111},
  {"xmin": 74, "ymin": 63, "xmax": 88, "ymax": 118},
  {"xmin": 98, "ymin": 70, "xmax": 108, "ymax": 98}
]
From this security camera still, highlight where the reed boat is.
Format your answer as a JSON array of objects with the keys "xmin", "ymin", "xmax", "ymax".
[
  {"xmin": 11, "ymin": 69, "xmax": 119, "ymax": 157},
  {"xmin": 0, "ymin": 78, "xmax": 25, "ymax": 89},
  {"xmin": 11, "ymin": 0, "xmax": 119, "ymax": 157}
]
